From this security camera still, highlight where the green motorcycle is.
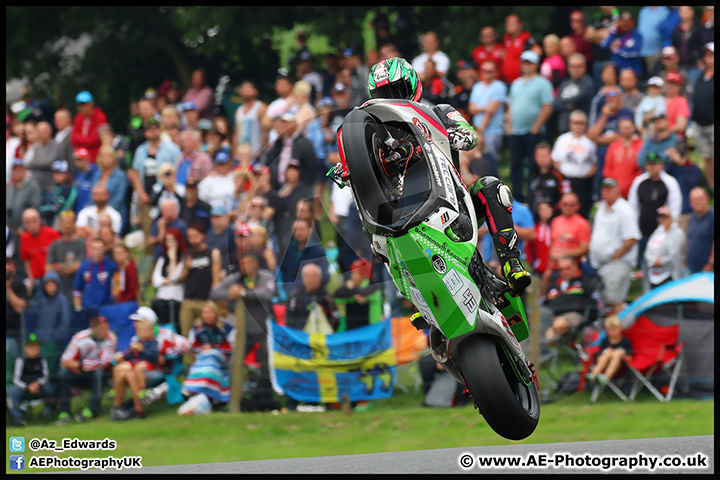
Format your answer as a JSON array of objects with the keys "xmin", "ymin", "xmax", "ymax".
[{"xmin": 329, "ymin": 99, "xmax": 540, "ymax": 440}]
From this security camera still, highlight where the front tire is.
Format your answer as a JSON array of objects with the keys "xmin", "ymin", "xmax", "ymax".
[{"xmin": 457, "ymin": 334, "xmax": 540, "ymax": 440}]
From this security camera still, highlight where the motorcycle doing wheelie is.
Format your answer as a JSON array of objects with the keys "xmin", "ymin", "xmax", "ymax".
[{"xmin": 328, "ymin": 99, "xmax": 540, "ymax": 440}]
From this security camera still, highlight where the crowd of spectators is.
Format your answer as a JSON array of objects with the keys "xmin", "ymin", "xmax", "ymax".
[{"xmin": 5, "ymin": 6, "xmax": 715, "ymax": 424}]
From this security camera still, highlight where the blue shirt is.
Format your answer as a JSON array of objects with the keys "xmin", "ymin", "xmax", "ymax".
[
  {"xmin": 637, "ymin": 6, "xmax": 670, "ymax": 57},
  {"xmin": 637, "ymin": 133, "xmax": 680, "ymax": 167},
  {"xmin": 508, "ymin": 75, "xmax": 554, "ymax": 135},
  {"xmin": 73, "ymin": 257, "xmax": 118, "ymax": 308},
  {"xmin": 666, "ymin": 162, "xmax": 703, "ymax": 214},
  {"xmin": 600, "ymin": 28, "xmax": 643, "ymax": 77},
  {"xmin": 73, "ymin": 164, "xmax": 99, "ymax": 214},
  {"xmin": 469, "ymin": 80, "xmax": 507, "ymax": 137},
  {"xmin": 686, "ymin": 208, "xmax": 714, "ymax": 274},
  {"xmin": 480, "ymin": 201, "xmax": 534, "ymax": 261},
  {"xmin": 132, "ymin": 140, "xmax": 181, "ymax": 187},
  {"xmin": 89, "ymin": 168, "xmax": 128, "ymax": 216}
]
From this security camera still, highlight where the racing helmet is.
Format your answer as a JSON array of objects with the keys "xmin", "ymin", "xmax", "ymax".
[{"xmin": 367, "ymin": 57, "xmax": 423, "ymax": 102}]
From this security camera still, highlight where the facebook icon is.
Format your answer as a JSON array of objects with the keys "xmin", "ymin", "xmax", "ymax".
[{"xmin": 10, "ymin": 455, "xmax": 25, "ymax": 470}]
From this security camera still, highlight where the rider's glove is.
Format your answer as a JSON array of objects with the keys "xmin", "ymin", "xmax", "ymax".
[{"xmin": 447, "ymin": 127, "xmax": 474, "ymax": 151}]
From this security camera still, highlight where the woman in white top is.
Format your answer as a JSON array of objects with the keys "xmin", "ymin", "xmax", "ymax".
[
  {"xmin": 643, "ymin": 207, "xmax": 686, "ymax": 291},
  {"xmin": 151, "ymin": 228, "xmax": 186, "ymax": 331},
  {"xmin": 233, "ymin": 81, "xmax": 266, "ymax": 158}
]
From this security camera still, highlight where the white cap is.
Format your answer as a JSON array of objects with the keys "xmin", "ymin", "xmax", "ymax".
[
  {"xmin": 647, "ymin": 76, "xmax": 664, "ymax": 88},
  {"xmin": 705, "ymin": 42, "xmax": 714, "ymax": 53},
  {"xmin": 129, "ymin": 306, "xmax": 157, "ymax": 324}
]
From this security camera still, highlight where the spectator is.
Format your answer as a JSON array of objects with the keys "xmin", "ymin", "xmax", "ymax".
[
  {"xmin": 672, "ymin": 6, "xmax": 703, "ymax": 72},
  {"xmin": 637, "ymin": 6, "xmax": 671, "ymax": 76},
  {"xmin": 149, "ymin": 162, "xmax": 185, "ymax": 219},
  {"xmin": 603, "ymin": 117, "xmax": 644, "ymax": 199},
  {"xmin": 420, "ymin": 59, "xmax": 454, "ymax": 107},
  {"xmin": 502, "ymin": 14, "xmax": 541, "ymax": 84},
  {"xmin": 551, "ymin": 110, "xmax": 597, "ymax": 218},
  {"xmin": 266, "ymin": 112, "xmax": 318, "ymax": 192},
  {"xmin": 182, "ymin": 69, "xmax": 214, "ymax": 120},
  {"xmin": 619, "ymin": 68, "xmax": 643, "ymax": 113},
  {"xmin": 202, "ymin": 123, "xmax": 224, "ymax": 160},
  {"xmin": 589, "ymin": 62, "xmax": 619, "ymax": 126},
  {"xmin": 248, "ymin": 225, "xmax": 277, "ymax": 273},
  {"xmin": 589, "ymin": 178, "xmax": 641, "ymax": 314},
  {"xmin": 506, "ymin": 50, "xmax": 554, "ymax": 202},
  {"xmin": 72, "ymin": 147, "xmax": 98, "ymax": 214},
  {"xmin": 128, "ymin": 117, "xmax": 181, "ymax": 242},
  {"xmin": 664, "ymin": 72, "xmax": 691, "ymax": 138},
  {"xmin": 700, "ymin": 6, "xmax": 714, "ymax": 45},
  {"xmin": 600, "ymin": 11, "xmax": 643, "ymax": 78},
  {"xmin": 526, "ymin": 201, "xmax": 554, "ymax": 277},
  {"xmin": 333, "ymin": 258, "xmax": 383, "ymax": 331},
  {"xmin": 151, "ymin": 227, "xmax": 187, "ymax": 330},
  {"xmin": 148, "ymin": 198, "xmax": 188, "ymax": 260},
  {"xmin": 635, "ymin": 76, "xmax": 667, "ymax": 138},
  {"xmin": 586, "ymin": 315, "xmax": 632, "ymax": 385},
  {"xmin": 287, "ymin": 80, "xmax": 318, "ymax": 136},
  {"xmin": 637, "ymin": 113, "xmax": 679, "ymax": 167},
  {"xmin": 559, "ymin": 36, "xmax": 578, "ymax": 65},
  {"xmin": 230, "ymin": 166, "xmax": 253, "ymax": 224},
  {"xmin": 7, "ymin": 159, "xmax": 42, "ymax": 231},
  {"xmin": 687, "ymin": 43, "xmax": 714, "ymax": 190},
  {"xmin": 540, "ymin": 34, "xmax": 566, "ymax": 97},
  {"xmin": 628, "ymin": 153, "xmax": 683, "ymax": 267},
  {"xmin": 279, "ymin": 218, "xmax": 329, "ymax": 295},
  {"xmin": 95, "ymin": 224, "xmax": 119, "ymax": 261},
  {"xmin": 541, "ymin": 256, "xmax": 599, "ymax": 345},
  {"xmin": 45, "ymin": 211, "xmax": 87, "ymax": 303},
  {"xmin": 159, "ymin": 105, "xmax": 183, "ymax": 144},
  {"xmin": 554, "ymin": 54, "xmax": 595, "ymax": 133},
  {"xmin": 128, "ymin": 98, "xmax": 158, "ymax": 156},
  {"xmin": 448, "ymin": 59, "xmax": 478, "ymax": 122},
  {"xmin": 20, "ymin": 208, "xmax": 61, "ymax": 291},
  {"xmin": 178, "ymin": 223, "xmax": 221, "ymax": 336},
  {"xmin": 295, "ymin": 51, "xmax": 324, "ymax": 106},
  {"xmin": 90, "ymin": 146, "xmax": 127, "ymax": 219},
  {"xmin": 73, "ymin": 237, "xmax": 117, "ymax": 311},
  {"xmin": 179, "ymin": 101, "xmax": 201, "ymax": 131},
  {"xmin": 210, "ymin": 252, "xmax": 275, "ymax": 359},
  {"xmin": 97, "ymin": 123, "xmax": 130, "ymax": 170},
  {"xmin": 56, "ymin": 315, "xmax": 117, "ymax": 424},
  {"xmin": 546, "ymin": 192, "xmax": 592, "ymax": 283},
  {"xmin": 8, "ymin": 334, "xmax": 54, "ymax": 427},
  {"xmin": 685, "ymin": 187, "xmax": 714, "ymax": 275},
  {"xmin": 469, "ymin": 60, "xmax": 506, "ymax": 162},
  {"xmin": 6, "ymin": 258, "xmax": 28, "ymax": 361},
  {"xmin": 33, "ymin": 270, "xmax": 71, "ymax": 347},
  {"xmin": 111, "ymin": 242, "xmax": 138, "ymax": 303},
  {"xmin": 28, "ymin": 121, "xmax": 62, "ymax": 194},
  {"xmin": 261, "ymin": 74, "xmax": 294, "ymax": 149},
  {"xmin": 341, "ymin": 47, "xmax": 371, "ymax": 108},
  {"xmin": 286, "ymin": 263, "xmax": 337, "ymax": 332},
  {"xmin": 233, "ymin": 81, "xmax": 267, "ymax": 158},
  {"xmin": 644, "ymin": 206, "xmax": 686, "ymax": 290},
  {"xmin": 53, "ymin": 108, "xmax": 74, "ymax": 171},
  {"xmin": 412, "ymin": 31, "xmax": 451, "ymax": 78},
  {"xmin": 528, "ymin": 141, "xmax": 570, "ymax": 216},
  {"xmin": 38, "ymin": 160, "xmax": 77, "ymax": 227},
  {"xmin": 70, "ymin": 91, "xmax": 107, "ymax": 163},
  {"xmin": 659, "ymin": 7, "xmax": 681, "ymax": 49},
  {"xmin": 471, "ymin": 26, "xmax": 504, "ymax": 79},
  {"xmin": 205, "ymin": 205, "xmax": 236, "ymax": 273},
  {"xmin": 586, "ymin": 87, "xmax": 633, "ymax": 193},
  {"xmin": 76, "ymin": 185, "xmax": 123, "ymax": 239},
  {"xmin": 568, "ymin": 10, "xmax": 593, "ymax": 65},
  {"xmin": 179, "ymin": 177, "xmax": 212, "ymax": 233},
  {"xmin": 665, "ymin": 139, "xmax": 706, "ymax": 232},
  {"xmin": 198, "ymin": 149, "xmax": 236, "ymax": 210},
  {"xmin": 6, "ymin": 119, "xmax": 23, "ymax": 183},
  {"xmin": 652, "ymin": 46, "xmax": 691, "ymax": 97},
  {"xmin": 21, "ymin": 122, "xmax": 37, "ymax": 166}
]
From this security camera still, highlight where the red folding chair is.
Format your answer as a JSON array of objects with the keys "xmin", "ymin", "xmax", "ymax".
[{"xmin": 585, "ymin": 315, "xmax": 686, "ymax": 403}]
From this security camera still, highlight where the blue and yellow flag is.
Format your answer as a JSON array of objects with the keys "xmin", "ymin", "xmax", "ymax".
[{"xmin": 268, "ymin": 319, "xmax": 396, "ymax": 403}]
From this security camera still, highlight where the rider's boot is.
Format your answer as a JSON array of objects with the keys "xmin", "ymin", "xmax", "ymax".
[{"xmin": 493, "ymin": 229, "xmax": 531, "ymax": 298}]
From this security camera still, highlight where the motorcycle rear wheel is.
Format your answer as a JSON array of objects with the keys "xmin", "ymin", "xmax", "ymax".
[{"xmin": 458, "ymin": 334, "xmax": 540, "ymax": 440}]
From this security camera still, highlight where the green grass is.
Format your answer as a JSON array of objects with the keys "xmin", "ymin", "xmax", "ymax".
[{"xmin": 5, "ymin": 380, "xmax": 713, "ymax": 473}]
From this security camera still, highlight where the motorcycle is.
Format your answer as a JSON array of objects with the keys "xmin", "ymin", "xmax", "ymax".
[{"xmin": 328, "ymin": 99, "xmax": 540, "ymax": 440}]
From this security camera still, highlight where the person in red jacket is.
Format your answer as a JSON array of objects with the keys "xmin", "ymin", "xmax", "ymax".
[
  {"xmin": 111, "ymin": 241, "xmax": 139, "ymax": 303},
  {"xmin": 502, "ymin": 14, "xmax": 542, "ymax": 84},
  {"xmin": 70, "ymin": 91, "xmax": 107, "ymax": 163},
  {"xmin": 472, "ymin": 26, "xmax": 505, "ymax": 80}
]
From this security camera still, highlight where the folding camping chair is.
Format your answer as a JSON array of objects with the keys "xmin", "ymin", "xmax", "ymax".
[{"xmin": 582, "ymin": 315, "xmax": 687, "ymax": 402}]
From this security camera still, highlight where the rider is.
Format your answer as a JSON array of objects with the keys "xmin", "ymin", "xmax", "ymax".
[{"xmin": 362, "ymin": 57, "xmax": 531, "ymax": 297}]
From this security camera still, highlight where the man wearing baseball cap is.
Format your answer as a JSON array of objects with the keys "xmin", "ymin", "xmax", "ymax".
[
  {"xmin": 179, "ymin": 176, "xmax": 212, "ymax": 232},
  {"xmin": 506, "ymin": 47, "xmax": 554, "ymax": 203},
  {"xmin": 654, "ymin": 46, "xmax": 690, "ymax": 97},
  {"xmin": 72, "ymin": 147, "xmax": 99, "ymax": 214},
  {"xmin": 70, "ymin": 91, "xmax": 107, "ymax": 163},
  {"xmin": 664, "ymin": 72, "xmax": 690, "ymax": 138},
  {"xmin": 39, "ymin": 160, "xmax": 78, "ymax": 225},
  {"xmin": 8, "ymin": 333, "xmax": 54, "ymax": 427},
  {"xmin": 637, "ymin": 112, "xmax": 679, "ymax": 168},
  {"xmin": 688, "ymin": 41, "xmax": 714, "ymax": 190},
  {"xmin": 197, "ymin": 149, "xmax": 236, "ymax": 211},
  {"xmin": 643, "ymin": 205, "xmax": 686, "ymax": 290}
]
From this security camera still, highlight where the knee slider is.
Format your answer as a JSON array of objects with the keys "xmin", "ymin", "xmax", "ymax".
[{"xmin": 476, "ymin": 176, "xmax": 514, "ymax": 209}]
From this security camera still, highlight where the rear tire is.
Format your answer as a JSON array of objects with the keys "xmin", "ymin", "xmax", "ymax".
[{"xmin": 457, "ymin": 334, "xmax": 540, "ymax": 440}]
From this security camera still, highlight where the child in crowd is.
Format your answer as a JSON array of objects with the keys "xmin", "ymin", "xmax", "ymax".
[
  {"xmin": 8, "ymin": 334, "xmax": 55, "ymax": 427},
  {"xmin": 587, "ymin": 315, "xmax": 633, "ymax": 385},
  {"xmin": 526, "ymin": 201, "xmax": 554, "ymax": 277},
  {"xmin": 634, "ymin": 77, "xmax": 667, "ymax": 139},
  {"xmin": 39, "ymin": 160, "xmax": 77, "ymax": 227}
]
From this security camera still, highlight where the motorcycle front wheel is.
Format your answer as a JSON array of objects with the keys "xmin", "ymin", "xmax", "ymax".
[{"xmin": 458, "ymin": 334, "xmax": 540, "ymax": 440}]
